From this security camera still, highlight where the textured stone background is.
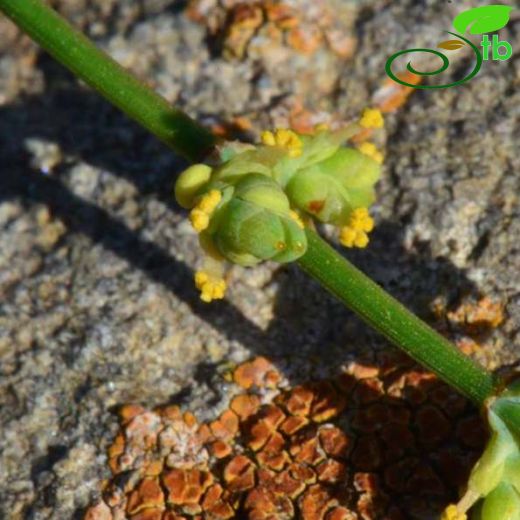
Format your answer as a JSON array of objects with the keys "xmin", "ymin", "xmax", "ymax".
[{"xmin": 0, "ymin": 0, "xmax": 519, "ymax": 518}]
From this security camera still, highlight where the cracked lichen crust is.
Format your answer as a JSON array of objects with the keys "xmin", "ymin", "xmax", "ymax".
[
  {"xmin": 84, "ymin": 354, "xmax": 486, "ymax": 520},
  {"xmin": 175, "ymin": 112, "xmax": 383, "ymax": 302},
  {"xmin": 442, "ymin": 381, "xmax": 520, "ymax": 520}
]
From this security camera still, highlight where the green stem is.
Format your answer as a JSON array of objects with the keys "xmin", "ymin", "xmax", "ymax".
[
  {"xmin": 0, "ymin": 0, "xmax": 217, "ymax": 161},
  {"xmin": 0, "ymin": 0, "xmax": 501, "ymax": 408},
  {"xmin": 298, "ymin": 230, "xmax": 496, "ymax": 405}
]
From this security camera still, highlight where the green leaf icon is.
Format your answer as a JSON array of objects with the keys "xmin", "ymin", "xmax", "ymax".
[
  {"xmin": 453, "ymin": 5, "xmax": 513, "ymax": 35},
  {"xmin": 437, "ymin": 39, "xmax": 466, "ymax": 50}
]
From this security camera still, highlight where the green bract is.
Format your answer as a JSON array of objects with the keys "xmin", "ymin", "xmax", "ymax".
[
  {"xmin": 285, "ymin": 147, "xmax": 380, "ymax": 225},
  {"xmin": 202, "ymin": 174, "xmax": 307, "ymax": 267}
]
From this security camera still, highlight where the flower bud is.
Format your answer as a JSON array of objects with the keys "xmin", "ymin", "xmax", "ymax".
[
  {"xmin": 478, "ymin": 482, "xmax": 520, "ymax": 520},
  {"xmin": 207, "ymin": 174, "xmax": 307, "ymax": 267},
  {"xmin": 173, "ymin": 114, "xmax": 384, "ymax": 301},
  {"xmin": 285, "ymin": 147, "xmax": 380, "ymax": 226}
]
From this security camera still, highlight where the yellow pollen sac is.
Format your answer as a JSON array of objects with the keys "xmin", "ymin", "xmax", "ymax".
[
  {"xmin": 289, "ymin": 210, "xmax": 305, "ymax": 229},
  {"xmin": 441, "ymin": 505, "xmax": 467, "ymax": 520},
  {"xmin": 194, "ymin": 270, "xmax": 227, "ymax": 303},
  {"xmin": 261, "ymin": 128, "xmax": 303, "ymax": 157},
  {"xmin": 190, "ymin": 209, "xmax": 210, "ymax": 232},
  {"xmin": 198, "ymin": 189, "xmax": 222, "ymax": 213},
  {"xmin": 354, "ymin": 232, "xmax": 369, "ymax": 248},
  {"xmin": 359, "ymin": 108, "xmax": 384, "ymax": 129},
  {"xmin": 358, "ymin": 142, "xmax": 384, "ymax": 164},
  {"xmin": 261, "ymin": 130, "xmax": 276, "ymax": 147},
  {"xmin": 351, "ymin": 207, "xmax": 374, "ymax": 233},
  {"xmin": 189, "ymin": 190, "xmax": 222, "ymax": 233},
  {"xmin": 194, "ymin": 271, "xmax": 209, "ymax": 288},
  {"xmin": 339, "ymin": 208, "xmax": 375, "ymax": 249}
]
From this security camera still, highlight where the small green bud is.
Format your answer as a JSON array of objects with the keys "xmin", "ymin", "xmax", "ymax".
[
  {"xmin": 175, "ymin": 164, "xmax": 212, "ymax": 209},
  {"xmin": 203, "ymin": 174, "xmax": 307, "ymax": 267},
  {"xmin": 477, "ymin": 482, "xmax": 520, "ymax": 520},
  {"xmin": 286, "ymin": 147, "xmax": 381, "ymax": 225}
]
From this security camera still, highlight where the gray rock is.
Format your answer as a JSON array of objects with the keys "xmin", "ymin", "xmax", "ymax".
[{"xmin": 0, "ymin": 0, "xmax": 518, "ymax": 518}]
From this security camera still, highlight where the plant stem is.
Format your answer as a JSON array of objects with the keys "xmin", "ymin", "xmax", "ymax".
[
  {"xmin": 0, "ymin": 0, "xmax": 501, "ymax": 408},
  {"xmin": 0, "ymin": 0, "xmax": 217, "ymax": 162},
  {"xmin": 298, "ymin": 230, "xmax": 496, "ymax": 405}
]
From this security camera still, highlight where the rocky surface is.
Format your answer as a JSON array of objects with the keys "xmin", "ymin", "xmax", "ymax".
[
  {"xmin": 84, "ymin": 356, "xmax": 487, "ymax": 520},
  {"xmin": 0, "ymin": 0, "xmax": 519, "ymax": 518}
]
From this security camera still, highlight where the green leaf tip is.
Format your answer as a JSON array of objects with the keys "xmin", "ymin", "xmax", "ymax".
[{"xmin": 453, "ymin": 5, "xmax": 513, "ymax": 35}]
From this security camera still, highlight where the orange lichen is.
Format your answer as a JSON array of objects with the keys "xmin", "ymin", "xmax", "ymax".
[
  {"xmin": 284, "ymin": 384, "xmax": 314, "ymax": 416},
  {"xmin": 300, "ymin": 484, "xmax": 339, "ymax": 520},
  {"xmin": 210, "ymin": 409, "xmax": 239, "ymax": 440},
  {"xmin": 85, "ymin": 353, "xmax": 487, "ymax": 519},
  {"xmin": 201, "ymin": 483, "xmax": 234, "ymax": 518},
  {"xmin": 163, "ymin": 468, "xmax": 213, "ymax": 511},
  {"xmin": 286, "ymin": 25, "xmax": 323, "ymax": 55},
  {"xmin": 280, "ymin": 414, "xmax": 309, "ymax": 436},
  {"xmin": 310, "ymin": 381, "xmax": 347, "ymax": 422},
  {"xmin": 431, "ymin": 295, "xmax": 505, "ymax": 356},
  {"xmin": 223, "ymin": 455, "xmax": 256, "ymax": 492},
  {"xmin": 230, "ymin": 394, "xmax": 261, "ymax": 420},
  {"xmin": 446, "ymin": 296, "xmax": 505, "ymax": 334},
  {"xmin": 222, "ymin": 3, "xmax": 264, "ymax": 58},
  {"xmin": 264, "ymin": 2, "xmax": 299, "ymax": 29},
  {"xmin": 187, "ymin": 0, "xmax": 357, "ymax": 60},
  {"xmin": 126, "ymin": 478, "xmax": 165, "ymax": 514},
  {"xmin": 208, "ymin": 439, "xmax": 232, "ymax": 459},
  {"xmin": 372, "ymin": 71, "xmax": 422, "ymax": 114},
  {"xmin": 233, "ymin": 356, "xmax": 281, "ymax": 389}
]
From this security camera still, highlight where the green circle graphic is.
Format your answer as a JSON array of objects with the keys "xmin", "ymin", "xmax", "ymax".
[{"xmin": 385, "ymin": 32, "xmax": 483, "ymax": 89}]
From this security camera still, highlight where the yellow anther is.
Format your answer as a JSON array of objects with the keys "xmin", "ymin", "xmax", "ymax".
[
  {"xmin": 358, "ymin": 142, "xmax": 384, "ymax": 164},
  {"xmin": 194, "ymin": 271, "xmax": 209, "ymax": 289},
  {"xmin": 197, "ymin": 189, "xmax": 222, "ymax": 213},
  {"xmin": 261, "ymin": 128, "xmax": 303, "ymax": 157},
  {"xmin": 261, "ymin": 130, "xmax": 276, "ymax": 146},
  {"xmin": 290, "ymin": 210, "xmax": 305, "ymax": 229},
  {"xmin": 339, "ymin": 208, "xmax": 374, "ymax": 249},
  {"xmin": 350, "ymin": 207, "xmax": 366, "ymax": 219},
  {"xmin": 194, "ymin": 270, "xmax": 227, "ymax": 303},
  {"xmin": 350, "ymin": 207, "xmax": 374, "ymax": 233},
  {"xmin": 288, "ymin": 148, "xmax": 303, "ymax": 158},
  {"xmin": 441, "ymin": 505, "xmax": 467, "ymax": 520},
  {"xmin": 359, "ymin": 108, "xmax": 384, "ymax": 129},
  {"xmin": 354, "ymin": 232, "xmax": 369, "ymax": 248},
  {"xmin": 276, "ymin": 129, "xmax": 299, "ymax": 148},
  {"xmin": 189, "ymin": 190, "xmax": 222, "ymax": 233},
  {"xmin": 274, "ymin": 129, "xmax": 290, "ymax": 146},
  {"xmin": 339, "ymin": 227, "xmax": 357, "ymax": 247},
  {"xmin": 190, "ymin": 209, "xmax": 210, "ymax": 232}
]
